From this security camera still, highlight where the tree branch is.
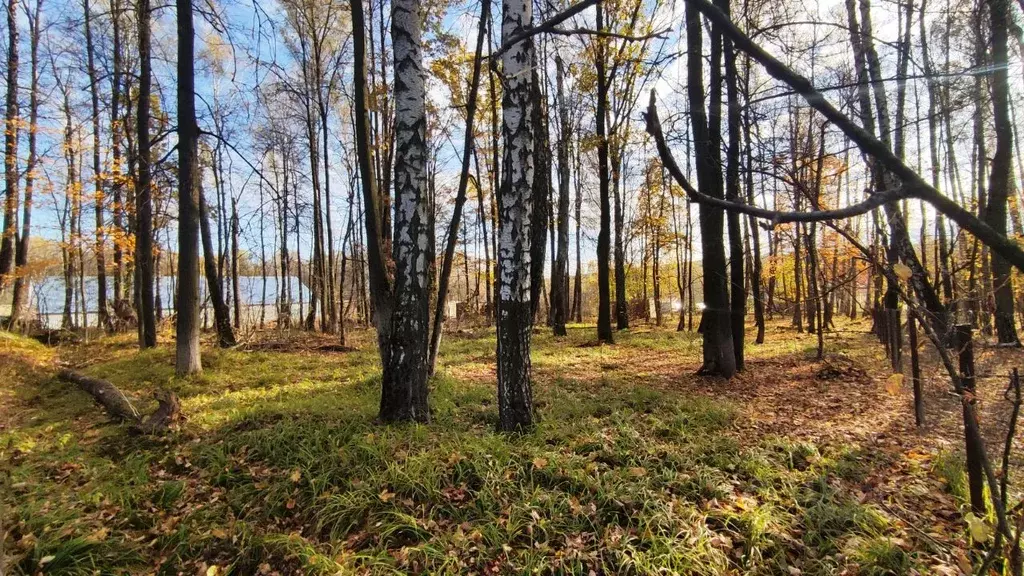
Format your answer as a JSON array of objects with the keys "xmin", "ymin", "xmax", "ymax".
[
  {"xmin": 548, "ymin": 27, "xmax": 669, "ymax": 42},
  {"xmin": 644, "ymin": 91, "xmax": 907, "ymax": 225}
]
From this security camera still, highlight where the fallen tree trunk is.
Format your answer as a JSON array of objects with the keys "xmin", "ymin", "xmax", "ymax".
[{"xmin": 57, "ymin": 369, "xmax": 180, "ymax": 433}]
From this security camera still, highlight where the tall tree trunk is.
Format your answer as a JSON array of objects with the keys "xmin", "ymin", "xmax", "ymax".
[
  {"xmin": 496, "ymin": 0, "xmax": 535, "ymax": 430},
  {"xmin": 231, "ymin": 196, "xmax": 241, "ymax": 328},
  {"xmin": 352, "ymin": 0, "xmax": 431, "ymax": 422},
  {"xmin": 671, "ymin": 169, "xmax": 686, "ymax": 331},
  {"xmin": 84, "ymin": 0, "xmax": 111, "ymax": 331},
  {"xmin": 986, "ymin": 0, "xmax": 1019, "ymax": 344},
  {"xmin": 110, "ymin": 0, "xmax": 125, "ymax": 306},
  {"xmin": 318, "ymin": 94, "xmax": 338, "ymax": 334},
  {"xmin": 379, "ymin": 0, "xmax": 431, "ymax": 421},
  {"xmin": 8, "ymin": 0, "xmax": 39, "ymax": 329},
  {"xmin": 487, "ymin": 16, "xmax": 501, "ymax": 326},
  {"xmin": 428, "ymin": 0, "xmax": 490, "ymax": 372},
  {"xmin": 0, "ymin": 0, "xmax": 19, "ymax": 289},
  {"xmin": 175, "ymin": 0, "xmax": 202, "ymax": 375},
  {"xmin": 199, "ymin": 181, "xmax": 236, "ymax": 347},
  {"xmin": 302, "ymin": 76, "xmax": 323, "ymax": 332},
  {"xmin": 851, "ymin": 0, "xmax": 949, "ymax": 339},
  {"xmin": 61, "ymin": 89, "xmax": 76, "ymax": 330},
  {"xmin": 596, "ymin": 0, "xmax": 614, "ymax": 343},
  {"xmin": 652, "ymin": 181, "xmax": 663, "ymax": 326},
  {"xmin": 572, "ymin": 130, "xmax": 583, "ymax": 323},
  {"xmin": 919, "ymin": 0, "xmax": 955, "ymax": 306},
  {"xmin": 529, "ymin": 68, "xmax": 549, "ymax": 321},
  {"xmin": 743, "ymin": 57, "xmax": 765, "ymax": 343},
  {"xmin": 721, "ymin": 0, "xmax": 744, "ymax": 369},
  {"xmin": 135, "ymin": 0, "xmax": 157, "ymax": 348},
  {"xmin": 612, "ymin": 146, "xmax": 628, "ymax": 330},
  {"xmin": 689, "ymin": 2, "xmax": 735, "ymax": 377}
]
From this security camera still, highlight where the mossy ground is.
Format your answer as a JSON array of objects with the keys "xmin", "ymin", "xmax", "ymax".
[{"xmin": 0, "ymin": 321, "xmax": 994, "ymax": 574}]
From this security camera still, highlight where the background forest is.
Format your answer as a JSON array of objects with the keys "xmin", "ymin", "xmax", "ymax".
[{"xmin": 2, "ymin": 0, "xmax": 1024, "ymax": 571}]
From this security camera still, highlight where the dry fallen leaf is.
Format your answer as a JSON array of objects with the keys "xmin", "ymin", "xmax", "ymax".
[{"xmin": 885, "ymin": 374, "xmax": 904, "ymax": 395}]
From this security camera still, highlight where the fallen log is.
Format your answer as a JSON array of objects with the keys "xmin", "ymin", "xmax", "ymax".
[{"xmin": 57, "ymin": 369, "xmax": 180, "ymax": 433}]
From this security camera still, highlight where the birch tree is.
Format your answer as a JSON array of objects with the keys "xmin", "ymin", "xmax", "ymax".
[{"xmin": 496, "ymin": 0, "xmax": 536, "ymax": 430}]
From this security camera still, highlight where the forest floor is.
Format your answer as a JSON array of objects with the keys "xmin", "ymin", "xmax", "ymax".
[{"xmin": 1, "ymin": 318, "xmax": 1022, "ymax": 575}]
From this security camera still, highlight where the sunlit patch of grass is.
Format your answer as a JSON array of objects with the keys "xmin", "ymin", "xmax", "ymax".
[
  {"xmin": 933, "ymin": 449, "xmax": 969, "ymax": 504},
  {"xmin": 799, "ymin": 476, "xmax": 887, "ymax": 556},
  {"xmin": 850, "ymin": 536, "xmax": 913, "ymax": 576}
]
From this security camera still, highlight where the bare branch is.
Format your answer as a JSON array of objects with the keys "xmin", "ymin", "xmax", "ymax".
[
  {"xmin": 644, "ymin": 91, "xmax": 907, "ymax": 226},
  {"xmin": 548, "ymin": 27, "xmax": 669, "ymax": 42},
  {"xmin": 492, "ymin": 0, "xmax": 600, "ymax": 60}
]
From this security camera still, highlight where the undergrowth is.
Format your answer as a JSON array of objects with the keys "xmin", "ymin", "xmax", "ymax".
[{"xmin": 1, "ymin": 326, "xmax": 916, "ymax": 575}]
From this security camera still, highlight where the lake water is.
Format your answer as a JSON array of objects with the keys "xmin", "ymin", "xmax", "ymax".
[{"xmin": 25, "ymin": 276, "xmax": 310, "ymax": 329}]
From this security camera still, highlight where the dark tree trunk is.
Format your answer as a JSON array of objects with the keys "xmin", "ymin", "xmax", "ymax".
[
  {"xmin": 0, "ymin": 0, "xmax": 19, "ymax": 286},
  {"xmin": 551, "ymin": 56, "xmax": 571, "ymax": 336},
  {"xmin": 595, "ymin": 1, "xmax": 613, "ymax": 343},
  {"xmin": 175, "ymin": 0, "xmax": 202, "ymax": 375},
  {"xmin": 743, "ymin": 57, "xmax": 765, "ymax": 344},
  {"xmin": 572, "ymin": 132, "xmax": 583, "ymax": 323},
  {"xmin": 613, "ymin": 148, "xmax": 628, "ymax": 330},
  {"xmin": 529, "ymin": 67, "xmax": 549, "ymax": 321},
  {"xmin": 688, "ymin": 1, "xmax": 735, "ymax": 378},
  {"xmin": 428, "ymin": 0, "xmax": 490, "ymax": 372},
  {"xmin": 231, "ymin": 197, "xmax": 241, "ymax": 328},
  {"xmin": 985, "ymin": 0, "xmax": 1020, "ymax": 344},
  {"xmin": 200, "ymin": 182, "xmax": 236, "ymax": 347},
  {"xmin": 84, "ymin": 0, "xmax": 112, "ymax": 331},
  {"xmin": 110, "ymin": 0, "xmax": 126, "ymax": 306},
  {"xmin": 721, "ymin": 0, "xmax": 744, "ymax": 369},
  {"xmin": 918, "ymin": 0, "xmax": 955, "ymax": 306},
  {"xmin": 7, "ymin": 0, "xmax": 39, "ymax": 329},
  {"xmin": 135, "ymin": 0, "xmax": 157, "ymax": 348}
]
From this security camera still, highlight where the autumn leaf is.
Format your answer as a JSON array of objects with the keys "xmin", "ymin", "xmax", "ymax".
[
  {"xmin": 885, "ymin": 374, "xmax": 904, "ymax": 395},
  {"xmin": 893, "ymin": 262, "xmax": 913, "ymax": 280},
  {"xmin": 532, "ymin": 457, "xmax": 548, "ymax": 469},
  {"xmin": 379, "ymin": 490, "xmax": 395, "ymax": 502},
  {"xmin": 965, "ymin": 512, "xmax": 991, "ymax": 542},
  {"xmin": 290, "ymin": 469, "xmax": 301, "ymax": 483},
  {"xmin": 87, "ymin": 527, "xmax": 109, "ymax": 542}
]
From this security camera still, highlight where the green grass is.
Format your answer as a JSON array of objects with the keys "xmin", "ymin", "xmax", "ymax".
[{"xmin": 1, "ymin": 325, "xmax": 917, "ymax": 575}]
